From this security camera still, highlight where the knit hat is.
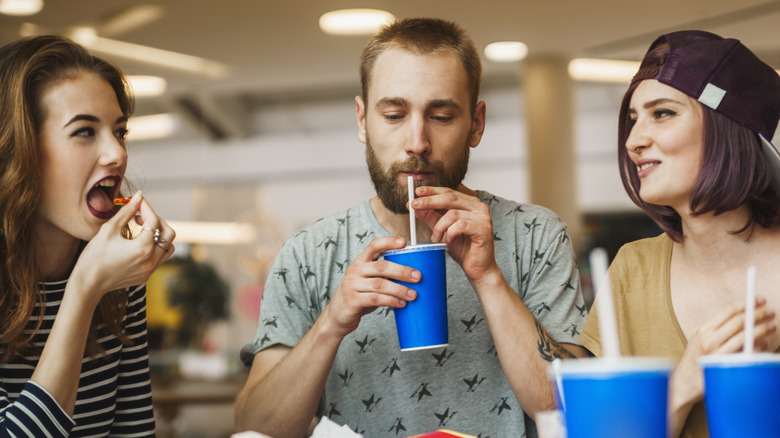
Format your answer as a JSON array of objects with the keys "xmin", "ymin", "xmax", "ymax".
[{"xmin": 632, "ymin": 30, "xmax": 780, "ymax": 190}]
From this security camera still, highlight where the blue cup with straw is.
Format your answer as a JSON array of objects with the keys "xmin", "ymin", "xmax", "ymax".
[
  {"xmin": 549, "ymin": 248, "xmax": 674, "ymax": 438},
  {"xmin": 384, "ymin": 243, "xmax": 448, "ymax": 351},
  {"xmin": 698, "ymin": 267, "xmax": 780, "ymax": 438},
  {"xmin": 383, "ymin": 176, "xmax": 448, "ymax": 351}
]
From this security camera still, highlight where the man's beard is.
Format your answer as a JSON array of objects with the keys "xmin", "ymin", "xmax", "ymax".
[{"xmin": 365, "ymin": 133, "xmax": 471, "ymax": 214}]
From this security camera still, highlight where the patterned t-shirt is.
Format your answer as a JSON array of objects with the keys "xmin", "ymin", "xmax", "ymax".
[
  {"xmin": 0, "ymin": 283, "xmax": 155, "ymax": 437},
  {"xmin": 241, "ymin": 191, "xmax": 587, "ymax": 437}
]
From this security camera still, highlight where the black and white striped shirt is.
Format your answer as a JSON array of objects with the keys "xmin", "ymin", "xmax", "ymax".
[{"xmin": 1, "ymin": 281, "xmax": 155, "ymax": 437}]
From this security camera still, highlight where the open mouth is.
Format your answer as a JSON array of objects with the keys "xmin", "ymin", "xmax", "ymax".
[{"xmin": 87, "ymin": 176, "xmax": 120, "ymax": 219}]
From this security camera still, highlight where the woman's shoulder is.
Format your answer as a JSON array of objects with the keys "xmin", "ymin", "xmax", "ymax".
[{"xmin": 612, "ymin": 233, "xmax": 671, "ymax": 269}]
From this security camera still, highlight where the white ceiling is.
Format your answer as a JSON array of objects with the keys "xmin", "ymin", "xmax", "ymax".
[{"xmin": 2, "ymin": 0, "xmax": 779, "ymax": 137}]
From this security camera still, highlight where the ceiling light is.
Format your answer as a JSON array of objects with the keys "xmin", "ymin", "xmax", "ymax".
[
  {"xmin": 76, "ymin": 35, "xmax": 230, "ymax": 78},
  {"xmin": 0, "ymin": 0, "xmax": 43, "ymax": 16},
  {"xmin": 127, "ymin": 75, "xmax": 167, "ymax": 97},
  {"xmin": 128, "ymin": 113, "xmax": 176, "ymax": 141},
  {"xmin": 484, "ymin": 41, "xmax": 528, "ymax": 63},
  {"xmin": 568, "ymin": 58, "xmax": 640, "ymax": 83},
  {"xmin": 99, "ymin": 4, "xmax": 165, "ymax": 37},
  {"xmin": 319, "ymin": 9, "xmax": 395, "ymax": 35}
]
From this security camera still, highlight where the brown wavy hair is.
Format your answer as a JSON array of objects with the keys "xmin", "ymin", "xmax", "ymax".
[
  {"xmin": 359, "ymin": 17, "xmax": 482, "ymax": 115},
  {"xmin": 0, "ymin": 35, "xmax": 135, "ymax": 362}
]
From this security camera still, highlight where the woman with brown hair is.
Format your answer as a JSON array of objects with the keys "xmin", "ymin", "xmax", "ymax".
[
  {"xmin": 0, "ymin": 35, "xmax": 175, "ymax": 436},
  {"xmin": 580, "ymin": 30, "xmax": 780, "ymax": 438}
]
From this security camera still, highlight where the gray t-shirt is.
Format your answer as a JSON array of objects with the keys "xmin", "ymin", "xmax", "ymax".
[{"xmin": 240, "ymin": 191, "xmax": 586, "ymax": 437}]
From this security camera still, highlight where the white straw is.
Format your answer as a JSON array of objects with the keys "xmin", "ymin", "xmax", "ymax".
[
  {"xmin": 407, "ymin": 176, "xmax": 417, "ymax": 246},
  {"xmin": 744, "ymin": 266, "xmax": 757, "ymax": 354},
  {"xmin": 589, "ymin": 247, "xmax": 621, "ymax": 359}
]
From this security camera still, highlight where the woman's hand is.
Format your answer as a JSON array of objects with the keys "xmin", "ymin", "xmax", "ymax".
[
  {"xmin": 70, "ymin": 191, "xmax": 176, "ymax": 305},
  {"xmin": 669, "ymin": 295, "xmax": 776, "ymax": 436}
]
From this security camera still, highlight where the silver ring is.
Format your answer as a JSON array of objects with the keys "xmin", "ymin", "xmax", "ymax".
[{"xmin": 155, "ymin": 238, "xmax": 171, "ymax": 252}]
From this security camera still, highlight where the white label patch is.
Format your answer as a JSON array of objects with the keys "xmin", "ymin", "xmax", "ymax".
[{"xmin": 698, "ymin": 83, "xmax": 726, "ymax": 110}]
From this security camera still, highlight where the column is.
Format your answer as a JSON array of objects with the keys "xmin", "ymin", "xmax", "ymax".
[{"xmin": 521, "ymin": 56, "xmax": 582, "ymax": 252}]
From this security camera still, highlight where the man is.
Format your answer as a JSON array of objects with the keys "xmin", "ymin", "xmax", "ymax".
[{"xmin": 235, "ymin": 17, "xmax": 587, "ymax": 438}]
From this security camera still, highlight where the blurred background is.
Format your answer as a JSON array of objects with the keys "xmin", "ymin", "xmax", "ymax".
[{"xmin": 2, "ymin": 0, "xmax": 779, "ymax": 436}]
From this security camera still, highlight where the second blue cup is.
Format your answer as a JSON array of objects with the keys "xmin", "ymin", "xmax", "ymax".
[{"xmin": 383, "ymin": 243, "xmax": 448, "ymax": 351}]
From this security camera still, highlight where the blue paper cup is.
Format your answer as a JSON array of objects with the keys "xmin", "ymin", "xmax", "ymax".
[
  {"xmin": 549, "ymin": 357, "xmax": 674, "ymax": 438},
  {"xmin": 383, "ymin": 243, "xmax": 448, "ymax": 351},
  {"xmin": 699, "ymin": 353, "xmax": 780, "ymax": 438}
]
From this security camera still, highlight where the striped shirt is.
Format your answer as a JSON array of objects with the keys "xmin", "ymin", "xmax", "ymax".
[{"xmin": 1, "ymin": 281, "xmax": 156, "ymax": 437}]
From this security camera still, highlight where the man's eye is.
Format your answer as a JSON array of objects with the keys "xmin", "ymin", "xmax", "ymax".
[
  {"xmin": 385, "ymin": 114, "xmax": 404, "ymax": 121},
  {"xmin": 431, "ymin": 116, "xmax": 453, "ymax": 123}
]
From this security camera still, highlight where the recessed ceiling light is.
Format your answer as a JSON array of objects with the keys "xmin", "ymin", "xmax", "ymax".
[
  {"xmin": 568, "ymin": 58, "xmax": 640, "ymax": 83},
  {"xmin": 0, "ymin": 0, "xmax": 43, "ymax": 16},
  {"xmin": 127, "ymin": 75, "xmax": 167, "ymax": 97},
  {"xmin": 484, "ymin": 41, "xmax": 528, "ymax": 63},
  {"xmin": 319, "ymin": 9, "xmax": 395, "ymax": 36}
]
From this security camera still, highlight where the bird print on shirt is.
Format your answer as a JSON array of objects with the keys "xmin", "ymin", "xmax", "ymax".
[
  {"xmin": 388, "ymin": 418, "xmax": 406, "ymax": 435},
  {"xmin": 274, "ymin": 268, "xmax": 289, "ymax": 283},
  {"xmin": 507, "ymin": 206, "xmax": 525, "ymax": 216},
  {"xmin": 532, "ymin": 302, "xmax": 551, "ymax": 316},
  {"xmin": 432, "ymin": 348, "xmax": 455, "ymax": 366},
  {"xmin": 489, "ymin": 397, "xmax": 512, "ymax": 416},
  {"xmin": 317, "ymin": 236, "xmax": 337, "ymax": 250},
  {"xmin": 301, "ymin": 265, "xmax": 316, "ymax": 282},
  {"xmin": 434, "ymin": 408, "xmax": 457, "ymax": 426},
  {"xmin": 463, "ymin": 374, "xmax": 487, "ymax": 392},
  {"xmin": 355, "ymin": 230, "xmax": 372, "ymax": 244},
  {"xmin": 355, "ymin": 335, "xmax": 376, "ymax": 353},
  {"xmin": 335, "ymin": 259, "xmax": 349, "ymax": 273},
  {"xmin": 362, "ymin": 394, "xmax": 382, "ymax": 412},
  {"xmin": 259, "ymin": 334, "xmax": 271, "ymax": 347},
  {"xmin": 326, "ymin": 403, "xmax": 341, "ymax": 418},
  {"xmin": 461, "ymin": 315, "xmax": 485, "ymax": 333},
  {"xmin": 381, "ymin": 358, "xmax": 401, "ymax": 376},
  {"xmin": 410, "ymin": 383, "xmax": 432, "ymax": 401},
  {"xmin": 565, "ymin": 323, "xmax": 581, "ymax": 338},
  {"xmin": 338, "ymin": 368, "xmax": 353, "ymax": 386}
]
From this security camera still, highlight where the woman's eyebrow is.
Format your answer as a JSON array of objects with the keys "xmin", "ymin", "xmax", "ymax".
[{"xmin": 63, "ymin": 114, "xmax": 99, "ymax": 128}]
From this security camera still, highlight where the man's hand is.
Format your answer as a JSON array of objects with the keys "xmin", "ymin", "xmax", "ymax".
[
  {"xmin": 411, "ymin": 186, "xmax": 499, "ymax": 284},
  {"xmin": 323, "ymin": 236, "xmax": 421, "ymax": 338}
]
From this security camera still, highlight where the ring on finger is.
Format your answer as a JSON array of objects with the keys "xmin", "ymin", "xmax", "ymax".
[
  {"xmin": 155, "ymin": 238, "xmax": 171, "ymax": 252},
  {"xmin": 140, "ymin": 226, "xmax": 161, "ymax": 241}
]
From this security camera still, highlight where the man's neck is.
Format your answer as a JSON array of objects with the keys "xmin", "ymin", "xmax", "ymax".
[{"xmin": 369, "ymin": 184, "xmax": 478, "ymax": 242}]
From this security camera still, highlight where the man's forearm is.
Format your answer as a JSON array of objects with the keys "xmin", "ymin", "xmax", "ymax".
[
  {"xmin": 471, "ymin": 270, "xmax": 583, "ymax": 416},
  {"xmin": 234, "ymin": 316, "xmax": 344, "ymax": 438}
]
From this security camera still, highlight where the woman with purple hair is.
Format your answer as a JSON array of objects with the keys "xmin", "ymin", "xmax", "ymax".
[{"xmin": 580, "ymin": 30, "xmax": 780, "ymax": 438}]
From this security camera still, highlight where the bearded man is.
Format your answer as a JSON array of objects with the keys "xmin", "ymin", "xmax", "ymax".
[{"xmin": 235, "ymin": 17, "xmax": 588, "ymax": 438}]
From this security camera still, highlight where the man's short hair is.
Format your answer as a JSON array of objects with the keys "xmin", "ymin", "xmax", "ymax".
[{"xmin": 359, "ymin": 17, "xmax": 482, "ymax": 114}]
